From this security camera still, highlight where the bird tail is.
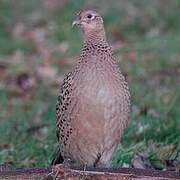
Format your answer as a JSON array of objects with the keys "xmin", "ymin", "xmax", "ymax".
[{"xmin": 51, "ymin": 145, "xmax": 64, "ymax": 165}]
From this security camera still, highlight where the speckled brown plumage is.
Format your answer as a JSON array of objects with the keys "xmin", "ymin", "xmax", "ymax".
[{"xmin": 53, "ymin": 10, "xmax": 131, "ymax": 168}]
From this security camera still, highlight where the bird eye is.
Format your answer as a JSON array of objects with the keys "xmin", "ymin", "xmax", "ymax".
[{"xmin": 87, "ymin": 14, "xmax": 93, "ymax": 19}]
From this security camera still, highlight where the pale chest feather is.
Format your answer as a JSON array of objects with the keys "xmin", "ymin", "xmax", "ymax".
[{"xmin": 75, "ymin": 56, "xmax": 126, "ymax": 106}]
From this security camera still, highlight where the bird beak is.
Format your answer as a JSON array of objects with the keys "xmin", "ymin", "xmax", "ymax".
[{"xmin": 72, "ymin": 20, "xmax": 81, "ymax": 27}]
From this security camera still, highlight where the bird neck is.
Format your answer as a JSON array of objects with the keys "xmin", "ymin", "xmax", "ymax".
[{"xmin": 83, "ymin": 30, "xmax": 107, "ymax": 46}]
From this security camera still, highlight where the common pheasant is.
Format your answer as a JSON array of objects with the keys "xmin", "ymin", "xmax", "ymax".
[{"xmin": 53, "ymin": 9, "xmax": 131, "ymax": 168}]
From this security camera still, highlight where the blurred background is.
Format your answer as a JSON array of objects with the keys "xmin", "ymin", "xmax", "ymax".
[{"xmin": 0, "ymin": 0, "xmax": 179, "ymax": 170}]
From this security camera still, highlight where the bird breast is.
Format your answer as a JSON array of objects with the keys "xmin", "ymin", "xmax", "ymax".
[{"xmin": 75, "ymin": 58, "xmax": 122, "ymax": 117}]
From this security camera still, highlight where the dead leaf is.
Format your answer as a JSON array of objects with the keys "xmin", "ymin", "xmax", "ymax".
[
  {"xmin": 127, "ymin": 51, "xmax": 137, "ymax": 62},
  {"xmin": 132, "ymin": 153, "xmax": 152, "ymax": 169},
  {"xmin": 43, "ymin": 0, "xmax": 67, "ymax": 10},
  {"xmin": 16, "ymin": 73, "xmax": 35, "ymax": 91},
  {"xmin": 33, "ymin": 126, "xmax": 48, "ymax": 141},
  {"xmin": 36, "ymin": 64, "xmax": 57, "ymax": 80},
  {"xmin": 158, "ymin": 144, "xmax": 175, "ymax": 161},
  {"xmin": 11, "ymin": 22, "xmax": 26, "ymax": 38}
]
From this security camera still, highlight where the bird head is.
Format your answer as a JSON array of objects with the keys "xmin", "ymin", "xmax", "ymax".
[{"xmin": 72, "ymin": 10, "xmax": 105, "ymax": 40}]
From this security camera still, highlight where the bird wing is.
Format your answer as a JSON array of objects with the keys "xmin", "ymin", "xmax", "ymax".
[{"xmin": 56, "ymin": 71, "xmax": 74, "ymax": 145}]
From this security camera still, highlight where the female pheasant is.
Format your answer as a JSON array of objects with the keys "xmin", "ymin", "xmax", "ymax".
[{"xmin": 53, "ymin": 9, "xmax": 131, "ymax": 168}]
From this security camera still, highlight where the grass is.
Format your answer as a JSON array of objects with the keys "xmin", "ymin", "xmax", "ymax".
[{"xmin": 0, "ymin": 0, "xmax": 179, "ymax": 169}]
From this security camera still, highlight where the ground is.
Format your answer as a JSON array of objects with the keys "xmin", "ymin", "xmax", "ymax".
[{"xmin": 0, "ymin": 0, "xmax": 179, "ymax": 170}]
